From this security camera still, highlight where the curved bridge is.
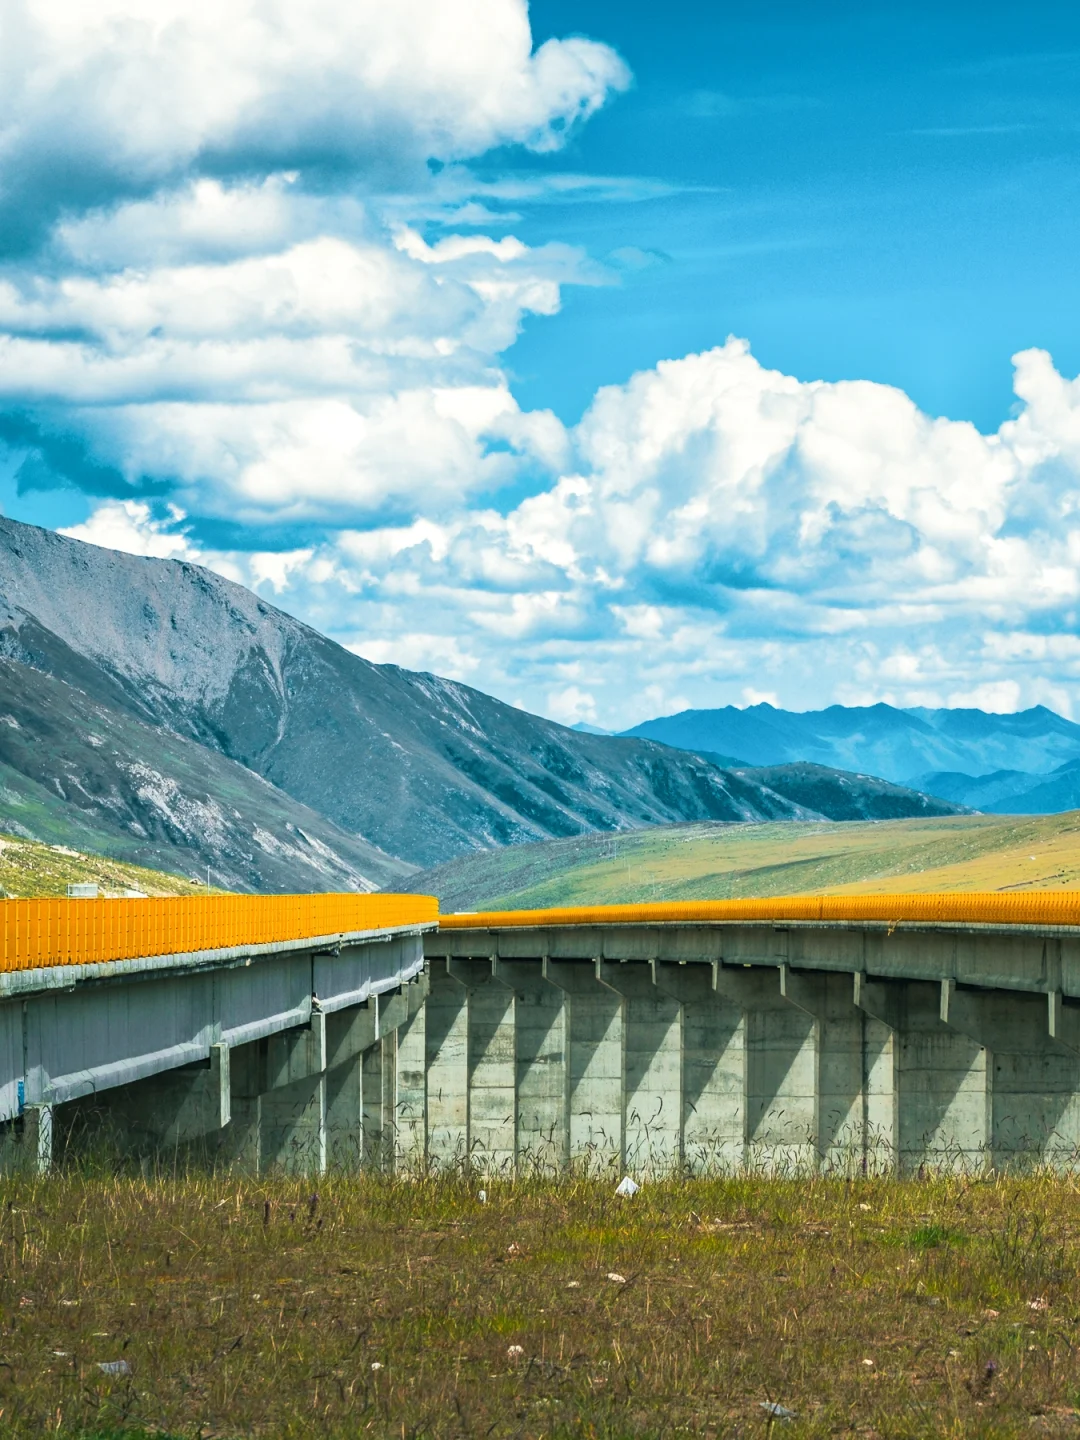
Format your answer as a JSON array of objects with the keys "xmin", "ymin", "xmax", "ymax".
[
  {"xmin": 5, "ymin": 891, "xmax": 1080, "ymax": 1174},
  {"xmin": 428, "ymin": 894, "xmax": 1080, "ymax": 1176}
]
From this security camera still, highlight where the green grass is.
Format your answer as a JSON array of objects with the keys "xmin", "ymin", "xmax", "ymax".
[
  {"xmin": 3, "ymin": 1169, "xmax": 1080, "ymax": 1436},
  {"xmin": 406, "ymin": 812, "xmax": 1080, "ymax": 912},
  {"xmin": 0, "ymin": 831, "xmax": 215, "ymax": 898}
]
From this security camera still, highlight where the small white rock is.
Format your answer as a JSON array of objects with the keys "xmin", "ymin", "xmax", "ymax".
[{"xmin": 606, "ymin": 1272, "xmax": 627, "ymax": 1284}]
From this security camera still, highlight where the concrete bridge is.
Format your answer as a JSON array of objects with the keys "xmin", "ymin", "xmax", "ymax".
[
  {"xmin": 6, "ymin": 891, "xmax": 1080, "ymax": 1174},
  {"xmin": 0, "ymin": 894, "xmax": 435, "ymax": 1172}
]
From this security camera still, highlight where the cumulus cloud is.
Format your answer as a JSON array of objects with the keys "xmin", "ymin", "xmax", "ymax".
[
  {"xmin": 0, "ymin": 4, "xmax": 619, "ymax": 519},
  {"xmin": 9, "ymin": 0, "xmax": 1080, "ymax": 727},
  {"xmin": 0, "ymin": 0, "xmax": 629, "ymax": 245},
  {"xmin": 110, "ymin": 338, "xmax": 1080, "ymax": 727}
]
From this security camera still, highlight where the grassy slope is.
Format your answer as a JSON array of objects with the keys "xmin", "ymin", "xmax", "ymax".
[
  {"xmin": 404, "ymin": 811, "xmax": 1080, "ymax": 912},
  {"xmin": 0, "ymin": 1169, "xmax": 1075, "ymax": 1438},
  {"xmin": 0, "ymin": 829, "xmax": 209, "ymax": 898}
]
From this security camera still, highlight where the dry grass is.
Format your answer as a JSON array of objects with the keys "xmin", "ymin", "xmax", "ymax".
[{"xmin": 3, "ymin": 1169, "xmax": 1080, "ymax": 1437}]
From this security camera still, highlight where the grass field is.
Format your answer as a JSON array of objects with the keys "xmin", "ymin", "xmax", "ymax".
[
  {"xmin": 3, "ymin": 1169, "xmax": 1080, "ymax": 1438},
  {"xmin": 407, "ymin": 811, "xmax": 1080, "ymax": 913},
  {"xmin": 0, "ymin": 831, "xmax": 211, "ymax": 899}
]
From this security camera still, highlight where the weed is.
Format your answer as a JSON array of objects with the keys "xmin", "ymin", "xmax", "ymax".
[
  {"xmin": 910, "ymin": 1222, "xmax": 964, "ymax": 1249},
  {"xmin": 0, "ymin": 1171, "xmax": 1077, "ymax": 1436}
]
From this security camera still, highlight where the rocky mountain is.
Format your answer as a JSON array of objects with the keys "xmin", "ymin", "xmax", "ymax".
[
  {"xmin": 626, "ymin": 702, "xmax": 1080, "ymax": 795},
  {"xmin": 726, "ymin": 763, "xmax": 964, "ymax": 822},
  {"xmin": 0, "ymin": 516, "xmax": 962, "ymax": 889},
  {"xmin": 0, "ymin": 655, "xmax": 410, "ymax": 892}
]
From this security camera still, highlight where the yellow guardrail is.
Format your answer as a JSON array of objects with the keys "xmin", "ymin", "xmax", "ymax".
[
  {"xmin": 439, "ymin": 893, "xmax": 1080, "ymax": 930},
  {"xmin": 0, "ymin": 893, "xmax": 438, "ymax": 972},
  {"xmin": 10, "ymin": 889, "xmax": 1080, "ymax": 972}
]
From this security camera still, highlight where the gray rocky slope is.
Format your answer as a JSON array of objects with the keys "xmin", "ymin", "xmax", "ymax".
[{"xmin": 0, "ymin": 517, "xmax": 961, "ymax": 887}]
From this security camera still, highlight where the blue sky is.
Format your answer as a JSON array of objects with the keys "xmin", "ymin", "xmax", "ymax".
[
  {"xmin": 515, "ymin": 0, "xmax": 1080, "ymax": 432},
  {"xmin": 3, "ymin": 1, "xmax": 1080, "ymax": 726}
]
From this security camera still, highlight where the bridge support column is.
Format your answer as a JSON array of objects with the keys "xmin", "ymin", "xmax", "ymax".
[
  {"xmin": 653, "ymin": 963, "xmax": 745, "ymax": 1173},
  {"xmin": 324, "ymin": 1003, "xmax": 375, "ymax": 1170},
  {"xmin": 598, "ymin": 961, "xmax": 681, "ymax": 1173},
  {"xmin": 507, "ymin": 960, "xmax": 567, "ymax": 1175},
  {"xmin": 781, "ymin": 965, "xmax": 889, "ymax": 1175},
  {"xmin": 22, "ymin": 1104, "xmax": 53, "ymax": 1174},
  {"xmin": 544, "ymin": 959, "xmax": 624, "ymax": 1171},
  {"xmin": 852, "ymin": 973, "xmax": 900, "ymax": 1173},
  {"xmin": 876, "ymin": 979, "xmax": 988, "ymax": 1173},
  {"xmin": 452, "ymin": 959, "xmax": 516, "ymax": 1174},
  {"xmin": 940, "ymin": 981, "xmax": 1080, "ymax": 1169},
  {"xmin": 712, "ymin": 963, "xmax": 818, "ymax": 1173},
  {"xmin": 394, "ymin": 980, "xmax": 428, "ymax": 1171},
  {"xmin": 261, "ymin": 1014, "xmax": 327, "ymax": 1174},
  {"xmin": 424, "ymin": 959, "xmax": 470, "ymax": 1165}
]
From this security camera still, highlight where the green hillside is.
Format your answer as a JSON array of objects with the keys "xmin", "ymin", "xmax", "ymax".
[
  {"xmin": 402, "ymin": 811, "xmax": 1080, "ymax": 912},
  {"xmin": 0, "ymin": 831, "xmax": 212, "ymax": 899}
]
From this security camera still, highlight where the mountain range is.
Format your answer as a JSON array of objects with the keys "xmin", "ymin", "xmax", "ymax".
[
  {"xmin": 626, "ymin": 703, "xmax": 1080, "ymax": 805},
  {"xmin": 0, "ymin": 516, "xmax": 962, "ymax": 891}
]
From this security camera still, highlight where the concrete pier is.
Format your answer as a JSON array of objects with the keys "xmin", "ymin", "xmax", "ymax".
[{"xmin": 422, "ymin": 916, "xmax": 1080, "ymax": 1175}]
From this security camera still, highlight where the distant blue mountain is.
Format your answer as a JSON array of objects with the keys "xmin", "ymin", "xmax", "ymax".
[
  {"xmin": 623, "ymin": 703, "xmax": 1080, "ymax": 805},
  {"xmin": 912, "ymin": 758, "xmax": 1080, "ymax": 815}
]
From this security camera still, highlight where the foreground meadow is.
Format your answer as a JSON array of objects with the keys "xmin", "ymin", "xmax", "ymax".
[{"xmin": 1, "ymin": 1173, "xmax": 1080, "ymax": 1437}]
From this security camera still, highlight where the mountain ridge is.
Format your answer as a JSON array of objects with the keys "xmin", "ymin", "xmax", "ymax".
[
  {"xmin": 0, "ymin": 515, "xmax": 960, "ymax": 888},
  {"xmin": 625, "ymin": 701, "xmax": 1080, "ymax": 792}
]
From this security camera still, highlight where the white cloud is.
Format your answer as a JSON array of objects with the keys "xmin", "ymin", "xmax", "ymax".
[
  {"xmin": 13, "ymin": 1, "xmax": 1080, "ymax": 731},
  {"xmin": 0, "ymin": 1, "xmax": 628, "ymax": 234},
  {"xmin": 107, "ymin": 337, "xmax": 1080, "ymax": 730},
  {"xmin": 59, "ymin": 499, "xmax": 200, "ymax": 560},
  {"xmin": 546, "ymin": 685, "xmax": 598, "ymax": 725}
]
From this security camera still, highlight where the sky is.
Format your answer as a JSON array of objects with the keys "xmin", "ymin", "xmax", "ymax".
[{"xmin": 3, "ymin": 0, "xmax": 1080, "ymax": 726}]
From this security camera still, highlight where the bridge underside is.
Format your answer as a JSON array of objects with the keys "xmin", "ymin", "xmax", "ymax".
[
  {"xmin": 0, "ymin": 926, "xmax": 430, "ymax": 1175},
  {"xmin": 414, "ymin": 921, "xmax": 1080, "ymax": 1176}
]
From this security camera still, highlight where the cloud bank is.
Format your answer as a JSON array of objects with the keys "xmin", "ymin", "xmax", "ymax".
[{"xmin": 5, "ymin": 0, "xmax": 1080, "ymax": 726}]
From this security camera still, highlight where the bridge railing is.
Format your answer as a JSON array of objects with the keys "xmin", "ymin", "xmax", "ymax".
[
  {"xmin": 0, "ymin": 893, "xmax": 438, "ymax": 972},
  {"xmin": 439, "ymin": 893, "xmax": 1080, "ymax": 930}
]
